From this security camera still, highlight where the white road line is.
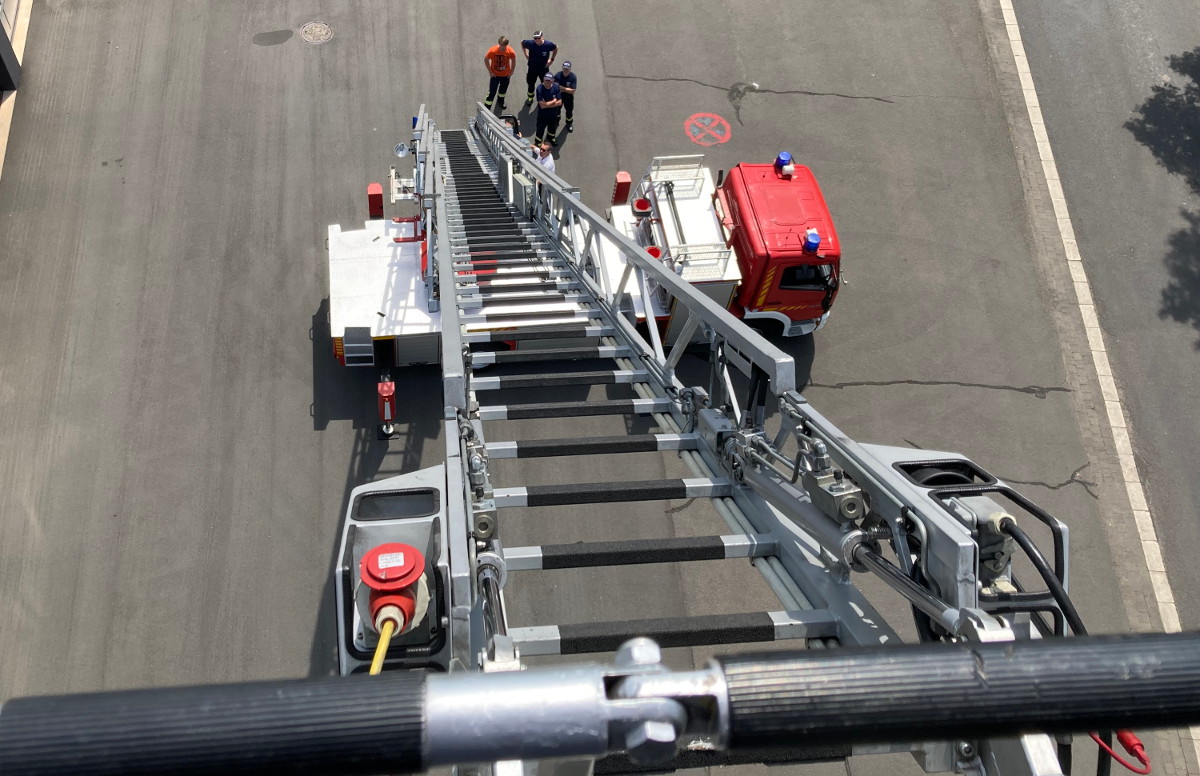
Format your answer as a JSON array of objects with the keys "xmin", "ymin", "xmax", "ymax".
[{"xmin": 998, "ymin": 0, "xmax": 1199, "ymax": 769}]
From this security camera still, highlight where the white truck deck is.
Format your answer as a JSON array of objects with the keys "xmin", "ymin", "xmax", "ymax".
[
  {"xmin": 600, "ymin": 157, "xmax": 741, "ymax": 322},
  {"xmin": 328, "ymin": 218, "xmax": 439, "ymax": 339}
]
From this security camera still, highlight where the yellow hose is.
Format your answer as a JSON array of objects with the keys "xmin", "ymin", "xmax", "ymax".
[{"xmin": 369, "ymin": 619, "xmax": 396, "ymax": 675}]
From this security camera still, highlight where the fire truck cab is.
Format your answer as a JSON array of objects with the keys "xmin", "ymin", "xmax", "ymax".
[
  {"xmin": 608, "ymin": 154, "xmax": 841, "ymax": 339},
  {"xmin": 718, "ymin": 154, "xmax": 841, "ymax": 336}
]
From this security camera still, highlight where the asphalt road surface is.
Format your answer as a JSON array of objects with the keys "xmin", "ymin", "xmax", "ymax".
[{"xmin": 0, "ymin": 1, "xmax": 1193, "ymax": 774}]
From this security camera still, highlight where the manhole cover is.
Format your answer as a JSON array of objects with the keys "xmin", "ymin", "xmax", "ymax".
[{"xmin": 300, "ymin": 21, "xmax": 333, "ymax": 45}]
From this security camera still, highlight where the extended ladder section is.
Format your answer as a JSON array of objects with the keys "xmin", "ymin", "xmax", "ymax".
[
  {"xmin": 435, "ymin": 125, "xmax": 843, "ymax": 664},
  {"xmin": 335, "ymin": 105, "xmax": 1085, "ymax": 776}
]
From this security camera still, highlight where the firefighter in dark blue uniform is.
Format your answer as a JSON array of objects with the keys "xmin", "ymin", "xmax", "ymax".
[
  {"xmin": 532, "ymin": 72, "xmax": 563, "ymax": 146},
  {"xmin": 521, "ymin": 31, "xmax": 558, "ymax": 106},
  {"xmin": 553, "ymin": 61, "xmax": 577, "ymax": 133}
]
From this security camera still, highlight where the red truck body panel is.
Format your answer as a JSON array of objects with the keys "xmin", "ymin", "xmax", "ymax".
[{"xmin": 721, "ymin": 163, "xmax": 841, "ymax": 324}]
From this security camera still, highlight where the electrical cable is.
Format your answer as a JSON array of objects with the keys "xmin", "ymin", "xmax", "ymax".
[
  {"xmin": 1000, "ymin": 518, "xmax": 1154, "ymax": 776},
  {"xmin": 1090, "ymin": 732, "xmax": 1150, "ymax": 774},
  {"xmin": 369, "ymin": 619, "xmax": 396, "ymax": 676}
]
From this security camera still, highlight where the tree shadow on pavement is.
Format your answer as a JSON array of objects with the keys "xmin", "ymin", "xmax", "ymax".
[
  {"xmin": 1159, "ymin": 209, "xmax": 1200, "ymax": 347},
  {"xmin": 1125, "ymin": 47, "xmax": 1200, "ymax": 347}
]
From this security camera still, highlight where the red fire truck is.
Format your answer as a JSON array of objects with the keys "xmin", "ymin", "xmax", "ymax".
[{"xmin": 609, "ymin": 153, "xmax": 841, "ymax": 338}]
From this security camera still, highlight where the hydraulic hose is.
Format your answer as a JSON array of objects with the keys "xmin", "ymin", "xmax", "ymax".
[{"xmin": 1000, "ymin": 517, "xmax": 1088, "ymax": 636}]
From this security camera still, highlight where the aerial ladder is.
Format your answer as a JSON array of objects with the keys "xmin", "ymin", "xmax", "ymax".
[{"xmin": 0, "ymin": 105, "xmax": 1196, "ymax": 776}]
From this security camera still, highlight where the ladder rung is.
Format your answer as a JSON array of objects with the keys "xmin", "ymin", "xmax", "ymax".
[
  {"xmin": 458, "ymin": 290, "xmax": 571, "ymax": 304},
  {"xmin": 472, "ymin": 369, "xmax": 647, "ymax": 391},
  {"xmin": 453, "ymin": 258, "xmax": 555, "ymax": 269},
  {"xmin": 504, "ymin": 533, "xmax": 777, "ymax": 570},
  {"xmin": 460, "ymin": 292, "xmax": 574, "ymax": 308},
  {"xmin": 595, "ymin": 747, "xmax": 853, "ymax": 774},
  {"xmin": 463, "ymin": 324, "xmax": 613, "ymax": 343},
  {"xmin": 449, "ymin": 229, "xmax": 528, "ymax": 240},
  {"xmin": 461, "ymin": 282, "xmax": 577, "ymax": 297},
  {"xmin": 451, "ymin": 237, "xmax": 534, "ymax": 249},
  {"xmin": 485, "ymin": 433, "xmax": 697, "ymax": 459},
  {"xmin": 458, "ymin": 281, "xmax": 578, "ymax": 297},
  {"xmin": 455, "ymin": 268, "xmax": 569, "ymax": 279},
  {"xmin": 456, "ymin": 265, "xmax": 562, "ymax": 279},
  {"xmin": 477, "ymin": 398, "xmax": 671, "ymax": 419},
  {"xmin": 494, "ymin": 477, "xmax": 730, "ymax": 507},
  {"xmin": 470, "ymin": 345, "xmax": 623, "ymax": 365},
  {"xmin": 454, "ymin": 250, "xmax": 555, "ymax": 262},
  {"xmin": 511, "ymin": 610, "xmax": 837, "ymax": 656},
  {"xmin": 459, "ymin": 310, "xmax": 594, "ymax": 326},
  {"xmin": 448, "ymin": 213, "xmax": 521, "ymax": 222}
]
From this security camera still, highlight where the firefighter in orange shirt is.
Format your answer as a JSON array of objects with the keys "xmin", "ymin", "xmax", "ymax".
[{"xmin": 484, "ymin": 36, "xmax": 517, "ymax": 112}]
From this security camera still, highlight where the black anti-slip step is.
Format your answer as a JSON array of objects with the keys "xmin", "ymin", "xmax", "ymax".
[
  {"xmin": 510, "ymin": 610, "xmax": 837, "ymax": 656},
  {"xmin": 503, "ymin": 533, "xmax": 777, "ymax": 570},
  {"xmin": 455, "ymin": 268, "xmax": 556, "ymax": 280},
  {"xmin": 462, "ymin": 324, "xmax": 613, "ymax": 342},
  {"xmin": 470, "ymin": 292, "xmax": 571, "ymax": 307},
  {"xmin": 456, "ymin": 278, "xmax": 573, "ymax": 292},
  {"xmin": 471, "ymin": 369, "xmax": 643, "ymax": 390},
  {"xmin": 493, "ymin": 478, "xmax": 730, "ymax": 507},
  {"xmin": 453, "ymin": 302, "xmax": 580, "ymax": 316},
  {"xmin": 475, "ymin": 397, "xmax": 670, "ymax": 419},
  {"xmin": 469, "ymin": 345, "xmax": 621, "ymax": 364},
  {"xmin": 454, "ymin": 258, "xmax": 553, "ymax": 269},
  {"xmin": 484, "ymin": 433, "xmax": 697, "ymax": 458}
]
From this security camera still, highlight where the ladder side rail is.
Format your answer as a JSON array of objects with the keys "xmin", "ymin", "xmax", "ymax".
[
  {"xmin": 770, "ymin": 392, "xmax": 1000, "ymax": 616},
  {"xmin": 524, "ymin": 246, "xmax": 682, "ymax": 417},
  {"xmin": 575, "ymin": 221, "xmax": 610, "ymax": 299},
  {"xmin": 636, "ymin": 269, "xmax": 667, "ymax": 365},
  {"xmin": 677, "ymin": 398, "xmax": 903, "ymax": 648},
  {"xmin": 471, "ymin": 106, "xmax": 796, "ymax": 395},
  {"xmin": 419, "ymin": 118, "xmax": 439, "ymax": 308},
  {"xmin": 465, "ymin": 108, "xmax": 1000, "ymax": 644},
  {"xmin": 433, "ymin": 135, "xmax": 469, "ymax": 412},
  {"xmin": 443, "ymin": 414, "xmax": 481, "ymax": 671},
  {"xmin": 543, "ymin": 246, "xmax": 682, "ymax": 403}
]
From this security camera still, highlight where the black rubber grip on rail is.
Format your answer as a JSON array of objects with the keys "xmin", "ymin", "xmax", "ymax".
[
  {"xmin": 718, "ymin": 631, "xmax": 1200, "ymax": 749},
  {"xmin": 0, "ymin": 671, "xmax": 426, "ymax": 776}
]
